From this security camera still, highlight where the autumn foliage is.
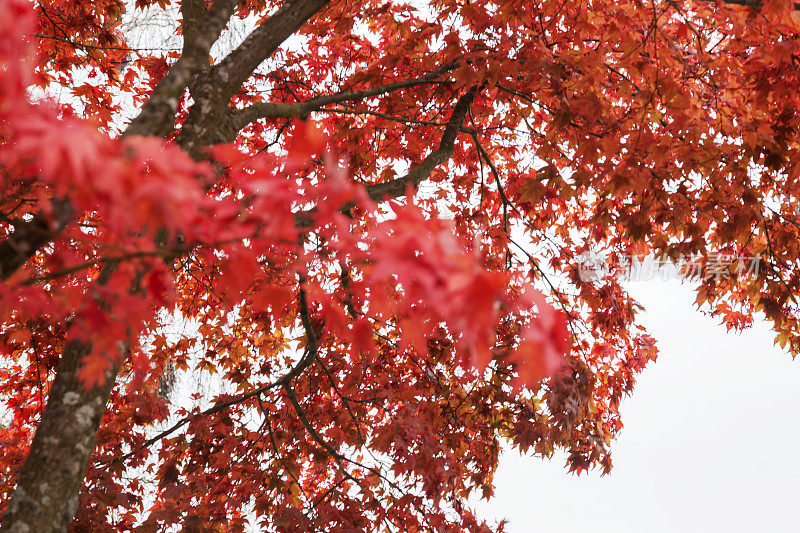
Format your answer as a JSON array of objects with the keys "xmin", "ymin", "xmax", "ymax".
[{"xmin": 1, "ymin": 0, "xmax": 800, "ymax": 530}]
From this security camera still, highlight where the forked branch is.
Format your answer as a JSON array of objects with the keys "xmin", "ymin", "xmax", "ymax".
[{"xmin": 125, "ymin": 0, "xmax": 242, "ymax": 138}]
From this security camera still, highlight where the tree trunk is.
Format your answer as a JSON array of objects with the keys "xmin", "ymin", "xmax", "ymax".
[{"xmin": 0, "ymin": 342, "xmax": 119, "ymax": 533}]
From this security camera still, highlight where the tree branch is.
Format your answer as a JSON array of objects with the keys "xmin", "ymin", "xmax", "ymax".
[
  {"xmin": 362, "ymin": 86, "xmax": 479, "ymax": 203},
  {"xmin": 0, "ymin": 198, "xmax": 72, "ymax": 281},
  {"xmin": 292, "ymin": 87, "xmax": 479, "ymax": 229},
  {"xmin": 181, "ymin": 0, "xmax": 207, "ymax": 54},
  {"xmin": 228, "ymin": 62, "xmax": 459, "ymax": 131},
  {"xmin": 716, "ymin": 0, "xmax": 800, "ymax": 9},
  {"xmin": 282, "ymin": 382, "xmax": 356, "ymax": 479},
  {"xmin": 317, "ymin": 107, "xmax": 461, "ymax": 129},
  {"xmin": 101, "ymin": 287, "xmax": 320, "ymax": 470},
  {"xmin": 212, "ymin": 0, "xmax": 331, "ymax": 99}
]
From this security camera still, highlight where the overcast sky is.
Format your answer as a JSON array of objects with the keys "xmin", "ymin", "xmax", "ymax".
[{"xmin": 478, "ymin": 278, "xmax": 800, "ymax": 532}]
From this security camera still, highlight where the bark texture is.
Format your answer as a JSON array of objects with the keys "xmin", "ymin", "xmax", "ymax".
[{"xmin": 0, "ymin": 343, "xmax": 118, "ymax": 533}]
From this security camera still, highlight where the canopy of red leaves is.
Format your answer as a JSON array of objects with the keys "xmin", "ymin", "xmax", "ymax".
[{"xmin": 2, "ymin": 0, "xmax": 799, "ymax": 530}]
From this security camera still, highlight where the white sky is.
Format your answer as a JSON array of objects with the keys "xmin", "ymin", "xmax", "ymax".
[{"xmin": 478, "ymin": 278, "xmax": 800, "ymax": 532}]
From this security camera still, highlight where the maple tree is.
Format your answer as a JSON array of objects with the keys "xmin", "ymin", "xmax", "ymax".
[{"xmin": 1, "ymin": 0, "xmax": 800, "ymax": 530}]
